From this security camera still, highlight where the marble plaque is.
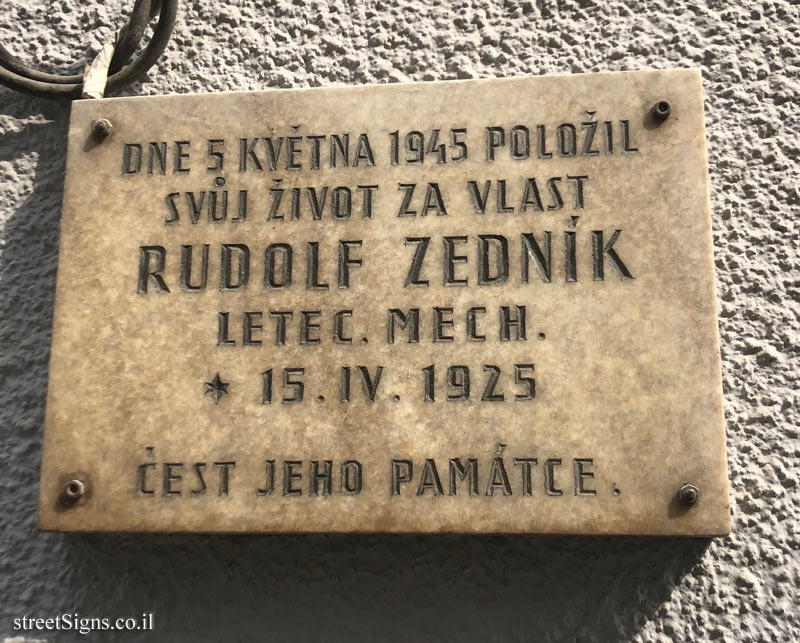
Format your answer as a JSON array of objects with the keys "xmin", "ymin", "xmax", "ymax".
[{"xmin": 38, "ymin": 69, "xmax": 730, "ymax": 535}]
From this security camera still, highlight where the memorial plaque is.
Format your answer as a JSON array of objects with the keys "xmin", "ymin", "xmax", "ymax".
[{"xmin": 38, "ymin": 69, "xmax": 730, "ymax": 535}]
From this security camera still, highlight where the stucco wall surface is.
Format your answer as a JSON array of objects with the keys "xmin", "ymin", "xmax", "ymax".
[{"xmin": 0, "ymin": 1, "xmax": 797, "ymax": 641}]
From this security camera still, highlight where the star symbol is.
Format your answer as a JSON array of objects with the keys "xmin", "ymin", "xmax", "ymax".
[{"xmin": 204, "ymin": 372, "xmax": 230, "ymax": 404}]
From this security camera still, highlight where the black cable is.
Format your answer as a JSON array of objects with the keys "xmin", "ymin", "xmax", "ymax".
[
  {"xmin": 0, "ymin": 0, "xmax": 152, "ymax": 84},
  {"xmin": 108, "ymin": 0, "xmax": 155, "ymax": 75},
  {"xmin": 0, "ymin": 0, "xmax": 176, "ymax": 99}
]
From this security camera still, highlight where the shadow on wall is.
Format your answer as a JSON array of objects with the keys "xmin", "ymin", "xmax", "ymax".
[
  {"xmin": 0, "ymin": 94, "xmax": 709, "ymax": 643},
  {"xmin": 62, "ymin": 533, "xmax": 709, "ymax": 642}
]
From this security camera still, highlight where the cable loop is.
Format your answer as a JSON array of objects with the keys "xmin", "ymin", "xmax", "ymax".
[{"xmin": 0, "ymin": 0, "xmax": 177, "ymax": 99}]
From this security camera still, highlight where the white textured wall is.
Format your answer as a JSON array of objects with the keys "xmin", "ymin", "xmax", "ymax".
[{"xmin": 1, "ymin": 1, "xmax": 797, "ymax": 641}]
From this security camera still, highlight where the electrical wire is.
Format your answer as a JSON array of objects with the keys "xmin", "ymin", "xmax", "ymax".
[{"xmin": 0, "ymin": 0, "xmax": 176, "ymax": 98}]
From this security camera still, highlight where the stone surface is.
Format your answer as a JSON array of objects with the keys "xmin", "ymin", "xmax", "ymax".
[
  {"xmin": 38, "ymin": 70, "xmax": 729, "ymax": 535},
  {"xmin": 1, "ymin": 0, "xmax": 797, "ymax": 640}
]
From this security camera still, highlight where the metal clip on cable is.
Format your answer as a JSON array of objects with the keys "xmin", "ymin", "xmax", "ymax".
[{"xmin": 0, "ymin": 0, "xmax": 177, "ymax": 99}]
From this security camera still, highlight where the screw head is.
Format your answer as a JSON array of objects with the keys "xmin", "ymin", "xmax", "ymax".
[
  {"xmin": 92, "ymin": 118, "xmax": 113, "ymax": 139},
  {"xmin": 652, "ymin": 100, "xmax": 672, "ymax": 122},
  {"xmin": 64, "ymin": 479, "xmax": 85, "ymax": 501},
  {"xmin": 678, "ymin": 483, "xmax": 699, "ymax": 506}
]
